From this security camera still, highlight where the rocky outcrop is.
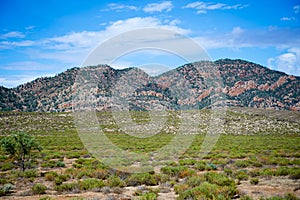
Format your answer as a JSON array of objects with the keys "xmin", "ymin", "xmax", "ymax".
[{"xmin": 0, "ymin": 59, "xmax": 299, "ymax": 112}]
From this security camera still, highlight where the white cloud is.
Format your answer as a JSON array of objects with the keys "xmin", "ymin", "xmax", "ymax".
[
  {"xmin": 183, "ymin": 1, "xmax": 247, "ymax": 14},
  {"xmin": 294, "ymin": 5, "xmax": 299, "ymax": 14},
  {"xmin": 267, "ymin": 48, "xmax": 300, "ymax": 76},
  {"xmin": 143, "ymin": 1, "xmax": 173, "ymax": 13},
  {"xmin": 0, "ymin": 40, "xmax": 35, "ymax": 49},
  {"xmin": 105, "ymin": 3, "xmax": 138, "ymax": 12},
  {"xmin": 280, "ymin": 17, "xmax": 295, "ymax": 21},
  {"xmin": 0, "ymin": 61, "xmax": 58, "ymax": 71},
  {"xmin": 0, "ymin": 31, "xmax": 25, "ymax": 39},
  {"xmin": 232, "ymin": 26, "xmax": 244, "ymax": 35},
  {"xmin": 25, "ymin": 26, "xmax": 35, "ymax": 30},
  {"xmin": 27, "ymin": 17, "xmax": 190, "ymax": 67},
  {"xmin": 0, "ymin": 73, "xmax": 56, "ymax": 88}
]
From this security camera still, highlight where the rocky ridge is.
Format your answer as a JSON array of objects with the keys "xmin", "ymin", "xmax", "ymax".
[{"xmin": 0, "ymin": 59, "xmax": 299, "ymax": 112}]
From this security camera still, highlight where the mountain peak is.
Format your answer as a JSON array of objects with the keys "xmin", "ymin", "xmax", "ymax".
[{"xmin": 0, "ymin": 59, "xmax": 299, "ymax": 112}]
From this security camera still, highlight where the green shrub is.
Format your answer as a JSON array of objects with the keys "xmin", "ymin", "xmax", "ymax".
[
  {"xmin": 137, "ymin": 192, "xmax": 157, "ymax": 200},
  {"xmin": 79, "ymin": 178, "xmax": 105, "ymax": 190},
  {"xmin": 161, "ymin": 166, "xmax": 188, "ymax": 177},
  {"xmin": 250, "ymin": 178, "xmax": 259, "ymax": 185},
  {"xmin": 234, "ymin": 160, "xmax": 250, "ymax": 168},
  {"xmin": 76, "ymin": 168, "xmax": 94, "ymax": 179},
  {"xmin": 0, "ymin": 184, "xmax": 14, "ymax": 196},
  {"xmin": 54, "ymin": 173, "xmax": 70, "ymax": 185},
  {"xmin": 174, "ymin": 184, "xmax": 189, "ymax": 194},
  {"xmin": 0, "ymin": 132, "xmax": 41, "ymax": 171},
  {"xmin": 179, "ymin": 159, "xmax": 197, "ymax": 165},
  {"xmin": 249, "ymin": 169, "xmax": 260, "ymax": 177},
  {"xmin": 24, "ymin": 169, "xmax": 38, "ymax": 178},
  {"xmin": 275, "ymin": 167, "xmax": 290, "ymax": 176},
  {"xmin": 178, "ymin": 169, "xmax": 196, "ymax": 178},
  {"xmin": 125, "ymin": 173, "xmax": 157, "ymax": 186},
  {"xmin": 32, "ymin": 183, "xmax": 47, "ymax": 195},
  {"xmin": 204, "ymin": 172, "xmax": 236, "ymax": 187},
  {"xmin": 233, "ymin": 170, "xmax": 249, "ymax": 180},
  {"xmin": 107, "ymin": 176, "xmax": 125, "ymax": 187},
  {"xmin": 45, "ymin": 171, "xmax": 58, "ymax": 181},
  {"xmin": 186, "ymin": 175, "xmax": 205, "ymax": 187},
  {"xmin": 54, "ymin": 183, "xmax": 79, "ymax": 193},
  {"xmin": 178, "ymin": 182, "xmax": 236, "ymax": 200},
  {"xmin": 0, "ymin": 162, "xmax": 14, "ymax": 171},
  {"xmin": 289, "ymin": 168, "xmax": 300, "ymax": 180},
  {"xmin": 56, "ymin": 161, "xmax": 66, "ymax": 168},
  {"xmin": 195, "ymin": 162, "xmax": 206, "ymax": 171}
]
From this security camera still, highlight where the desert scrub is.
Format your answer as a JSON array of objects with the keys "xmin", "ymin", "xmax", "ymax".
[
  {"xmin": 125, "ymin": 173, "xmax": 157, "ymax": 186},
  {"xmin": 45, "ymin": 171, "xmax": 58, "ymax": 181},
  {"xmin": 233, "ymin": 170, "xmax": 249, "ymax": 181},
  {"xmin": 161, "ymin": 165, "xmax": 188, "ymax": 177},
  {"xmin": 32, "ymin": 183, "xmax": 47, "ymax": 195},
  {"xmin": 250, "ymin": 178, "xmax": 259, "ymax": 185},
  {"xmin": 0, "ymin": 184, "xmax": 14, "ymax": 196},
  {"xmin": 179, "ymin": 159, "xmax": 197, "ymax": 165},
  {"xmin": 54, "ymin": 183, "xmax": 79, "ymax": 193},
  {"xmin": 177, "ymin": 182, "xmax": 237, "ymax": 200},
  {"xmin": 41, "ymin": 160, "xmax": 66, "ymax": 168},
  {"xmin": 186, "ymin": 175, "xmax": 205, "ymax": 187},
  {"xmin": 106, "ymin": 175, "xmax": 125, "ymax": 187},
  {"xmin": 234, "ymin": 160, "xmax": 251, "ymax": 168},
  {"xmin": 204, "ymin": 172, "xmax": 236, "ymax": 187},
  {"xmin": 79, "ymin": 178, "xmax": 105, "ymax": 190},
  {"xmin": 24, "ymin": 169, "xmax": 38, "ymax": 178},
  {"xmin": 137, "ymin": 192, "xmax": 157, "ymax": 200},
  {"xmin": 54, "ymin": 174, "xmax": 70, "ymax": 185}
]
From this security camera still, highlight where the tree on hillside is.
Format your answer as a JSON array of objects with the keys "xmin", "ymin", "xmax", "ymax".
[{"xmin": 0, "ymin": 132, "xmax": 41, "ymax": 171}]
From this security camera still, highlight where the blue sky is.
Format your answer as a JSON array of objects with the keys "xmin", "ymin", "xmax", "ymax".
[{"xmin": 0, "ymin": 0, "xmax": 299, "ymax": 88}]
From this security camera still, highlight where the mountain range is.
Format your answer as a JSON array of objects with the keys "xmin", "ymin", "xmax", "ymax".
[{"xmin": 0, "ymin": 59, "xmax": 299, "ymax": 112}]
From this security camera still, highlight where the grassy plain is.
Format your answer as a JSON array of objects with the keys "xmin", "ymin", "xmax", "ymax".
[{"xmin": 0, "ymin": 109, "xmax": 299, "ymax": 199}]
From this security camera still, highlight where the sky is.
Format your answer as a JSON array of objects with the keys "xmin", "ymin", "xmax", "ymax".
[{"xmin": 0, "ymin": 0, "xmax": 300, "ymax": 88}]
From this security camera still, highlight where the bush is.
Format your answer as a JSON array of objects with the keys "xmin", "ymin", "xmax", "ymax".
[
  {"xmin": 107, "ymin": 176, "xmax": 125, "ymax": 187},
  {"xmin": 178, "ymin": 169, "xmax": 196, "ymax": 178},
  {"xmin": 233, "ymin": 170, "xmax": 249, "ymax": 180},
  {"xmin": 24, "ymin": 169, "xmax": 38, "ymax": 178},
  {"xmin": 54, "ymin": 183, "xmax": 79, "ymax": 193},
  {"xmin": 250, "ymin": 178, "xmax": 259, "ymax": 185},
  {"xmin": 0, "ymin": 162, "xmax": 14, "ymax": 171},
  {"xmin": 0, "ymin": 132, "xmax": 41, "ymax": 171},
  {"xmin": 204, "ymin": 172, "xmax": 236, "ymax": 187},
  {"xmin": 195, "ymin": 162, "xmax": 206, "ymax": 171},
  {"xmin": 56, "ymin": 161, "xmax": 66, "ymax": 168},
  {"xmin": 275, "ymin": 167, "xmax": 290, "ymax": 176},
  {"xmin": 178, "ymin": 182, "xmax": 236, "ymax": 200},
  {"xmin": 137, "ymin": 192, "xmax": 157, "ymax": 200},
  {"xmin": 186, "ymin": 176, "xmax": 205, "ymax": 187},
  {"xmin": 54, "ymin": 174, "xmax": 70, "ymax": 185},
  {"xmin": 174, "ymin": 184, "xmax": 189, "ymax": 194},
  {"xmin": 125, "ymin": 173, "xmax": 157, "ymax": 186},
  {"xmin": 161, "ymin": 166, "xmax": 188, "ymax": 177},
  {"xmin": 179, "ymin": 159, "xmax": 197, "ymax": 165},
  {"xmin": 32, "ymin": 183, "xmax": 47, "ymax": 195},
  {"xmin": 234, "ymin": 160, "xmax": 250, "ymax": 168},
  {"xmin": 0, "ymin": 184, "xmax": 14, "ymax": 196},
  {"xmin": 45, "ymin": 171, "xmax": 58, "ymax": 181},
  {"xmin": 79, "ymin": 178, "xmax": 105, "ymax": 190}
]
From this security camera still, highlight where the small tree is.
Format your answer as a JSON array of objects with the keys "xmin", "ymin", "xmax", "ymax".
[{"xmin": 0, "ymin": 132, "xmax": 41, "ymax": 171}]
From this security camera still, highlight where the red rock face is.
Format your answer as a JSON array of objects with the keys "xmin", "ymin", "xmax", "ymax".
[
  {"xmin": 0, "ymin": 59, "xmax": 299, "ymax": 112},
  {"xmin": 227, "ymin": 80, "xmax": 257, "ymax": 97}
]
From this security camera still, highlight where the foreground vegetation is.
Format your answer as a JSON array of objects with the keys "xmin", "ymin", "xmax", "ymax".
[{"xmin": 0, "ymin": 109, "xmax": 299, "ymax": 199}]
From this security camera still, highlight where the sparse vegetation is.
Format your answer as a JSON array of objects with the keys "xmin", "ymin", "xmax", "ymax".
[
  {"xmin": 0, "ymin": 110, "xmax": 299, "ymax": 199},
  {"xmin": 0, "ymin": 132, "xmax": 41, "ymax": 171}
]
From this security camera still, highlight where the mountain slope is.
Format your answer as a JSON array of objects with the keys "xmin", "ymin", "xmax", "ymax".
[{"xmin": 0, "ymin": 59, "xmax": 299, "ymax": 112}]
